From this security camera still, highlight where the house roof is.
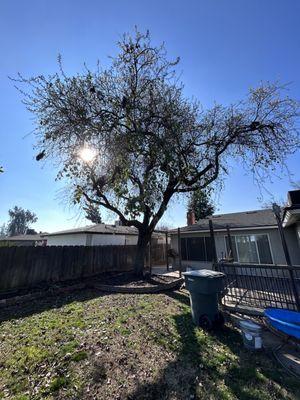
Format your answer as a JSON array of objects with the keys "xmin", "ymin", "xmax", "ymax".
[
  {"xmin": 170, "ymin": 209, "xmax": 277, "ymax": 234},
  {"xmin": 41, "ymin": 224, "xmax": 164, "ymax": 237},
  {"xmin": 0, "ymin": 234, "xmax": 43, "ymax": 242}
]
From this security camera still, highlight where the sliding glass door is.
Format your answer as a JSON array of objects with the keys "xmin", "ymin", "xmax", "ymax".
[{"xmin": 226, "ymin": 234, "xmax": 273, "ymax": 264}]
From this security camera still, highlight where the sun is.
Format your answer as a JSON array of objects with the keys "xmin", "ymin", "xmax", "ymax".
[{"xmin": 78, "ymin": 146, "xmax": 96, "ymax": 163}]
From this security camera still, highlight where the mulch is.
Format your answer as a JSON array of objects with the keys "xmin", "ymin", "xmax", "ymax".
[
  {"xmin": 96, "ymin": 272, "xmax": 176, "ymax": 287},
  {"xmin": 0, "ymin": 272, "xmax": 183, "ymax": 307}
]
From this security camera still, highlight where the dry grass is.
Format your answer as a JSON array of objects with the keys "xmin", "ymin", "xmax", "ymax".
[{"xmin": 0, "ymin": 287, "xmax": 299, "ymax": 399}]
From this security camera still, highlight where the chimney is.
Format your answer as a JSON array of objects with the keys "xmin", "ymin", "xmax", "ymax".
[{"xmin": 187, "ymin": 210, "xmax": 196, "ymax": 226}]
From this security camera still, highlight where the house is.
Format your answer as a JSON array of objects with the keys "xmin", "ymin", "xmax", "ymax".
[
  {"xmin": 0, "ymin": 234, "xmax": 45, "ymax": 247},
  {"xmin": 170, "ymin": 190, "xmax": 300, "ymax": 269},
  {"xmin": 42, "ymin": 223, "xmax": 166, "ymax": 247},
  {"xmin": 282, "ymin": 190, "xmax": 300, "ymax": 239}
]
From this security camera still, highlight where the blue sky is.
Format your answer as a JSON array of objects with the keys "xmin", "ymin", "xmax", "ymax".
[{"xmin": 0, "ymin": 0, "xmax": 299, "ymax": 232}]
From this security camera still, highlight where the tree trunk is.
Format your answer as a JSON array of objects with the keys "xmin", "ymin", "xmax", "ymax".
[{"xmin": 134, "ymin": 230, "xmax": 151, "ymax": 276}]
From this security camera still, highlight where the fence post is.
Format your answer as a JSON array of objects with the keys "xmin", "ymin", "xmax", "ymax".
[
  {"xmin": 273, "ymin": 203, "xmax": 300, "ymax": 311},
  {"xmin": 209, "ymin": 219, "xmax": 217, "ymax": 270},
  {"xmin": 177, "ymin": 227, "xmax": 182, "ymax": 277}
]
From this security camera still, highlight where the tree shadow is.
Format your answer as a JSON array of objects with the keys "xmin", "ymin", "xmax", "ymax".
[
  {"xmin": 1, "ymin": 284, "xmax": 298, "ymax": 399},
  {"xmin": 0, "ymin": 273, "xmax": 179, "ymax": 324},
  {"xmin": 0, "ymin": 286, "xmax": 110, "ymax": 323},
  {"xmin": 126, "ymin": 290, "xmax": 299, "ymax": 400},
  {"xmin": 0, "ymin": 271, "xmax": 145, "ymax": 323}
]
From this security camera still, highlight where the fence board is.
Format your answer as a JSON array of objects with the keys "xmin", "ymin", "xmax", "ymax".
[{"xmin": 0, "ymin": 244, "xmax": 152, "ymax": 293}]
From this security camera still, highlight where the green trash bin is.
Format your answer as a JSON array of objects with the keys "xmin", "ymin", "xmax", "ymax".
[{"xmin": 183, "ymin": 269, "xmax": 225, "ymax": 330}]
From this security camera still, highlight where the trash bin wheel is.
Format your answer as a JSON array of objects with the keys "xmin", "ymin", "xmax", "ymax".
[
  {"xmin": 213, "ymin": 312, "xmax": 225, "ymax": 329},
  {"xmin": 199, "ymin": 314, "xmax": 213, "ymax": 330}
]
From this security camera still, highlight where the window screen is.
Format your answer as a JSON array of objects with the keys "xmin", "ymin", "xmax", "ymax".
[
  {"xmin": 180, "ymin": 236, "xmax": 214, "ymax": 261},
  {"xmin": 181, "ymin": 238, "xmax": 187, "ymax": 260},
  {"xmin": 204, "ymin": 237, "xmax": 214, "ymax": 261},
  {"xmin": 188, "ymin": 237, "xmax": 205, "ymax": 261}
]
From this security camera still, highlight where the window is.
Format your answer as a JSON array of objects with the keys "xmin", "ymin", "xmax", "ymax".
[
  {"xmin": 236, "ymin": 235, "xmax": 259, "ymax": 263},
  {"xmin": 256, "ymin": 235, "xmax": 273, "ymax": 264},
  {"xmin": 225, "ymin": 236, "xmax": 238, "ymax": 260},
  {"xmin": 225, "ymin": 234, "xmax": 273, "ymax": 264},
  {"xmin": 181, "ymin": 237, "xmax": 214, "ymax": 262}
]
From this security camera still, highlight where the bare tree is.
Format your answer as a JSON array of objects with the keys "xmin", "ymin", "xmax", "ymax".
[
  {"xmin": 156, "ymin": 224, "xmax": 172, "ymax": 232},
  {"xmin": 14, "ymin": 29, "xmax": 299, "ymax": 275},
  {"xmin": 292, "ymin": 181, "xmax": 300, "ymax": 190},
  {"xmin": 262, "ymin": 198, "xmax": 287, "ymax": 209}
]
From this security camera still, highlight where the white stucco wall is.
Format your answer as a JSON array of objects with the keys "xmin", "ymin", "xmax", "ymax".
[
  {"xmin": 91, "ymin": 234, "xmax": 126, "ymax": 246},
  {"xmin": 45, "ymin": 233, "xmax": 140, "ymax": 246},
  {"xmin": 124, "ymin": 235, "xmax": 138, "ymax": 245},
  {"xmin": 46, "ymin": 233, "xmax": 88, "ymax": 246},
  {"xmin": 45, "ymin": 232, "xmax": 164, "ymax": 247}
]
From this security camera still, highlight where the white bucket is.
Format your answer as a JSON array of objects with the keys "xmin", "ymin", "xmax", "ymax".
[{"xmin": 239, "ymin": 320, "xmax": 262, "ymax": 350}]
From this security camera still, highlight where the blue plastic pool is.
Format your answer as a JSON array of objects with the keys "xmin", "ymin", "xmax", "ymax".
[{"xmin": 264, "ymin": 308, "xmax": 300, "ymax": 340}]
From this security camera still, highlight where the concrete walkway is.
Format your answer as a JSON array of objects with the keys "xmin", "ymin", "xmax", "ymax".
[
  {"xmin": 228, "ymin": 312, "xmax": 300, "ymax": 378},
  {"xmin": 151, "ymin": 265, "xmax": 181, "ymax": 278}
]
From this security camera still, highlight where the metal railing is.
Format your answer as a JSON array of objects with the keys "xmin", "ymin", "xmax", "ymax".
[{"xmin": 215, "ymin": 262, "xmax": 300, "ymax": 311}]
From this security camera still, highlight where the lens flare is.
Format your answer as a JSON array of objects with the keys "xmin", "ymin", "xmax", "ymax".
[{"xmin": 78, "ymin": 146, "xmax": 96, "ymax": 163}]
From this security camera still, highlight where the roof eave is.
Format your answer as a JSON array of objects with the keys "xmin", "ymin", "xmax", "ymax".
[
  {"xmin": 282, "ymin": 208, "xmax": 300, "ymax": 228},
  {"xmin": 42, "ymin": 231, "xmax": 138, "ymax": 237},
  {"xmin": 169, "ymin": 225, "xmax": 278, "ymax": 235}
]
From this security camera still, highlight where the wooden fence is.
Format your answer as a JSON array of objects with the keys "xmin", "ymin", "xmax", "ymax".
[
  {"xmin": 0, "ymin": 245, "xmax": 142, "ymax": 293},
  {"xmin": 150, "ymin": 242, "xmax": 168, "ymax": 265}
]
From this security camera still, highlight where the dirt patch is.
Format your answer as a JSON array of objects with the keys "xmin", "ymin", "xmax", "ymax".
[
  {"xmin": 91, "ymin": 273, "xmax": 183, "ymax": 293},
  {"xmin": 0, "ymin": 273, "xmax": 181, "ymax": 307},
  {"xmin": 96, "ymin": 272, "xmax": 177, "ymax": 287}
]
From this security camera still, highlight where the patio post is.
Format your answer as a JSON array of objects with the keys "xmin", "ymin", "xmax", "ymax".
[
  {"xmin": 272, "ymin": 203, "xmax": 300, "ymax": 311},
  {"xmin": 177, "ymin": 227, "xmax": 182, "ymax": 277},
  {"xmin": 226, "ymin": 225, "xmax": 234, "ymax": 261},
  {"xmin": 165, "ymin": 231, "xmax": 169, "ymax": 271},
  {"xmin": 209, "ymin": 219, "xmax": 217, "ymax": 269}
]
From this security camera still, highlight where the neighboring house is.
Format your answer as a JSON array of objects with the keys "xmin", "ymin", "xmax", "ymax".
[
  {"xmin": 42, "ymin": 223, "xmax": 166, "ymax": 246},
  {"xmin": 170, "ymin": 190, "xmax": 300, "ymax": 269},
  {"xmin": 0, "ymin": 234, "xmax": 45, "ymax": 247}
]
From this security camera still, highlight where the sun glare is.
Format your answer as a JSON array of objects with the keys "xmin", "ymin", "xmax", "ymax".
[{"xmin": 79, "ymin": 146, "xmax": 96, "ymax": 163}]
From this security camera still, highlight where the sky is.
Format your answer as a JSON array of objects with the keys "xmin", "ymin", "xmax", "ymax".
[{"xmin": 0, "ymin": 0, "xmax": 300, "ymax": 232}]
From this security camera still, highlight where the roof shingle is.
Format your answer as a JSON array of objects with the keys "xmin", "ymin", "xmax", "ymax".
[{"xmin": 171, "ymin": 208, "xmax": 277, "ymax": 233}]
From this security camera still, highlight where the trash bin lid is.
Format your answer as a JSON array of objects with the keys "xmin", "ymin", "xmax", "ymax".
[
  {"xmin": 239, "ymin": 319, "xmax": 261, "ymax": 332},
  {"xmin": 182, "ymin": 269, "xmax": 225, "ymax": 278}
]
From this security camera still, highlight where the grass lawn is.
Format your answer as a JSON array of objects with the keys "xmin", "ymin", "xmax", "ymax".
[{"xmin": 0, "ymin": 288, "xmax": 299, "ymax": 400}]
